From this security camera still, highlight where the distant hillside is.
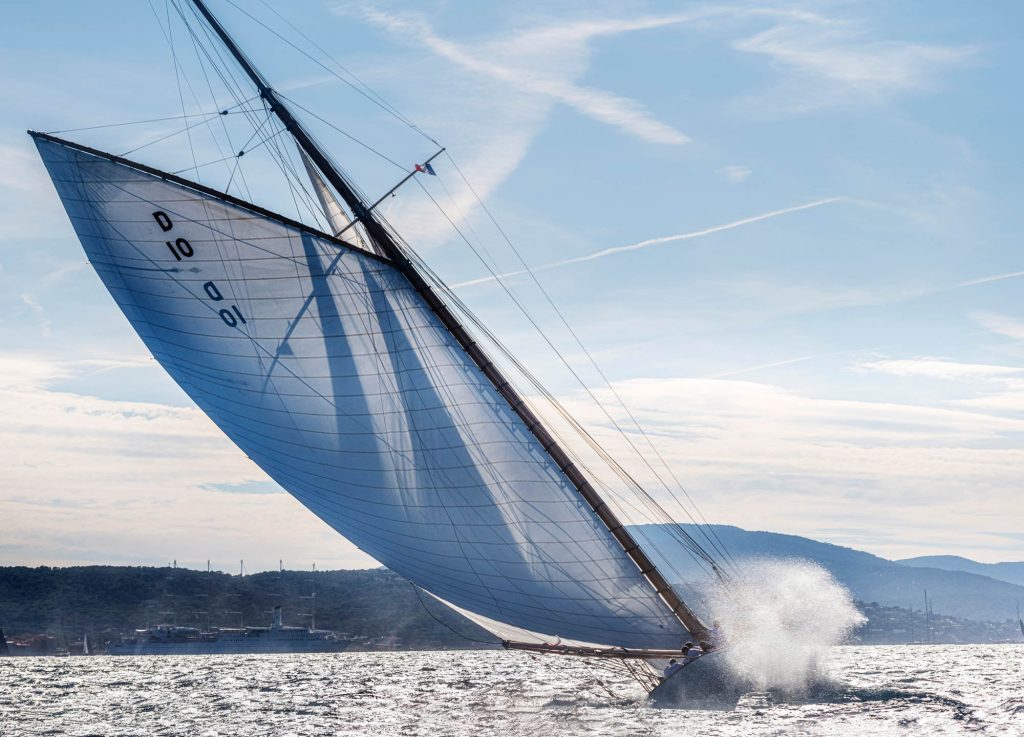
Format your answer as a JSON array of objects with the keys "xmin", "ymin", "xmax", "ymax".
[
  {"xmin": 1, "ymin": 563, "xmax": 1017, "ymax": 651},
  {"xmin": 633, "ymin": 524, "xmax": 1024, "ymax": 623},
  {"xmin": 0, "ymin": 566, "xmax": 493, "ymax": 649},
  {"xmin": 897, "ymin": 555, "xmax": 1024, "ymax": 588}
]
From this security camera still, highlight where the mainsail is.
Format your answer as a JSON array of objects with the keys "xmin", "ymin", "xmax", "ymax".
[{"xmin": 33, "ymin": 133, "xmax": 690, "ymax": 650}]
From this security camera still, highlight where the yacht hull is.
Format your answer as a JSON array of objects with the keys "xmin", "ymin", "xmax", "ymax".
[{"xmin": 648, "ymin": 651, "xmax": 751, "ymax": 710}]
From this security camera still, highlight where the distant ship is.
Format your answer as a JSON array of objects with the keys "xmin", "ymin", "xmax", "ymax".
[{"xmin": 107, "ymin": 606, "xmax": 351, "ymax": 656}]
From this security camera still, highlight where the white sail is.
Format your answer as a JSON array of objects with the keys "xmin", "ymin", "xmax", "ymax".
[
  {"xmin": 35, "ymin": 134, "xmax": 688, "ymax": 650},
  {"xmin": 298, "ymin": 149, "xmax": 372, "ymax": 254}
]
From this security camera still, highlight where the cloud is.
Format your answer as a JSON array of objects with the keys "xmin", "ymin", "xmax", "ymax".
[
  {"xmin": 719, "ymin": 165, "xmax": 751, "ymax": 183},
  {"xmin": 0, "ymin": 143, "xmax": 54, "ymax": 194},
  {"xmin": 0, "ymin": 354, "xmax": 374, "ymax": 570},
  {"xmin": 0, "ymin": 140, "xmax": 71, "ymax": 240},
  {"xmin": 323, "ymin": 6, "xmax": 709, "ymax": 250},
  {"xmin": 203, "ymin": 481, "xmax": 284, "ymax": 495},
  {"xmin": 732, "ymin": 12, "xmax": 977, "ymax": 110},
  {"xmin": 972, "ymin": 311, "xmax": 1024, "ymax": 340},
  {"xmin": 42, "ymin": 260, "xmax": 89, "ymax": 286},
  {"xmin": 19, "ymin": 293, "xmax": 51, "ymax": 338},
  {"xmin": 352, "ymin": 7, "xmax": 694, "ymax": 145},
  {"xmin": 453, "ymin": 197, "xmax": 845, "ymax": 288},
  {"xmin": 858, "ymin": 358, "xmax": 1023, "ymax": 382},
  {"xmin": 541, "ymin": 375, "xmax": 1024, "ymax": 561},
  {"xmin": 951, "ymin": 383, "xmax": 1024, "ymax": 414}
]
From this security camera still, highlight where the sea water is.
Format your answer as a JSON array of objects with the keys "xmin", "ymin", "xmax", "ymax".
[{"xmin": 1, "ymin": 646, "xmax": 1022, "ymax": 736}]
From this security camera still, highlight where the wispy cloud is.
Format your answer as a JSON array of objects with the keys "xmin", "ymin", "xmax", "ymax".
[
  {"xmin": 0, "ymin": 140, "xmax": 71, "ymax": 240},
  {"xmin": 719, "ymin": 165, "xmax": 751, "ymax": 183},
  {"xmin": 349, "ymin": 7, "xmax": 693, "ymax": 145},
  {"xmin": 732, "ymin": 12, "xmax": 978, "ymax": 110},
  {"xmin": 972, "ymin": 311, "xmax": 1024, "ymax": 341},
  {"xmin": 43, "ymin": 260, "xmax": 89, "ymax": 286},
  {"xmin": 19, "ymin": 293, "xmax": 51, "ymax": 337},
  {"xmin": 0, "ymin": 354, "xmax": 373, "ymax": 570},
  {"xmin": 859, "ymin": 358, "xmax": 1023, "ymax": 381},
  {"xmin": 546, "ymin": 374, "xmax": 1024, "ymax": 560},
  {"xmin": 453, "ymin": 197, "xmax": 845, "ymax": 288}
]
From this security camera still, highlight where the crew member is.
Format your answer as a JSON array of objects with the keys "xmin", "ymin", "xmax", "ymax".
[{"xmin": 662, "ymin": 658, "xmax": 682, "ymax": 680}]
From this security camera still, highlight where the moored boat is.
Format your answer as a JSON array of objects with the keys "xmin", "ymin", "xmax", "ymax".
[{"xmin": 107, "ymin": 606, "xmax": 351, "ymax": 656}]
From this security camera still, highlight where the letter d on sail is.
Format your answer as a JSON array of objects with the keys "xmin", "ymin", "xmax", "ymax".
[{"xmin": 153, "ymin": 211, "xmax": 173, "ymax": 231}]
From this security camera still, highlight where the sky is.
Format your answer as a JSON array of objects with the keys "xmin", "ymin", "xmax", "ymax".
[{"xmin": 1, "ymin": 0, "xmax": 1023, "ymax": 572}]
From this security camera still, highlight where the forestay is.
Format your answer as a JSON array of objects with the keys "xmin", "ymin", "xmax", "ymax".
[{"xmin": 35, "ymin": 134, "xmax": 688, "ymax": 650}]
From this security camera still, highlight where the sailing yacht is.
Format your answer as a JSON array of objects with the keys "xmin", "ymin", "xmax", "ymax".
[{"xmin": 30, "ymin": 0, "xmax": 740, "ymax": 707}]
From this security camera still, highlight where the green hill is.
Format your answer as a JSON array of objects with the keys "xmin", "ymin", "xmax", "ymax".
[{"xmin": 0, "ymin": 565, "xmax": 494, "ymax": 650}]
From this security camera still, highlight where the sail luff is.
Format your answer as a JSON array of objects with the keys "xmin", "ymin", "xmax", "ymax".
[{"xmin": 188, "ymin": 0, "xmax": 707, "ymax": 641}]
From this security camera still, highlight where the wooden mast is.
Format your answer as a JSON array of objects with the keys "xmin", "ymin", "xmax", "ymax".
[{"xmin": 187, "ymin": 0, "xmax": 709, "ymax": 643}]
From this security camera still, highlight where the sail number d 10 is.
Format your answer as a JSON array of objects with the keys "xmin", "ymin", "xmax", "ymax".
[{"xmin": 153, "ymin": 211, "xmax": 248, "ymax": 329}]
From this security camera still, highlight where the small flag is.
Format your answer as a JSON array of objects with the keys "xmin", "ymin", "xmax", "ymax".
[{"xmin": 415, "ymin": 162, "xmax": 437, "ymax": 176}]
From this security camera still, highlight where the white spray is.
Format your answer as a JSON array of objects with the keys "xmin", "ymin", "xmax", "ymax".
[{"xmin": 707, "ymin": 558, "xmax": 865, "ymax": 693}]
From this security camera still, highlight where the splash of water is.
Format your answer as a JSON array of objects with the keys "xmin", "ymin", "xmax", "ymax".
[{"xmin": 707, "ymin": 558, "xmax": 865, "ymax": 693}]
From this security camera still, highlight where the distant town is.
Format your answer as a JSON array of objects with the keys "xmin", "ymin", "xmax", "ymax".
[
  {"xmin": 853, "ymin": 600, "xmax": 1020, "ymax": 645},
  {"xmin": 0, "ymin": 565, "xmax": 497, "ymax": 657}
]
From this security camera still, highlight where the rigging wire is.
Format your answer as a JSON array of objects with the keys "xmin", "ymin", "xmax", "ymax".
[
  {"xmin": 404, "ymin": 181, "xmax": 725, "ymax": 578},
  {"xmin": 398, "ymin": 176, "xmax": 727, "ymax": 578},
  {"xmin": 224, "ymin": 0, "xmax": 440, "ymax": 145},
  {"xmin": 441, "ymin": 156, "xmax": 738, "ymax": 574},
  {"xmin": 168, "ymin": 122, "xmax": 287, "ymax": 174},
  {"xmin": 115, "ymin": 104, "xmax": 248, "ymax": 157},
  {"xmin": 44, "ymin": 108, "xmax": 258, "ymax": 136},
  {"xmin": 417, "ymin": 160, "xmax": 734, "ymax": 573},
  {"xmin": 178, "ymin": 6, "xmax": 256, "ymax": 202},
  {"xmin": 176, "ymin": 0, "xmax": 328, "ymax": 226},
  {"xmin": 171, "ymin": 0, "xmax": 259, "ymax": 199},
  {"xmin": 277, "ymin": 92, "xmax": 408, "ymax": 172},
  {"xmin": 161, "ymin": 0, "xmax": 202, "ymax": 182}
]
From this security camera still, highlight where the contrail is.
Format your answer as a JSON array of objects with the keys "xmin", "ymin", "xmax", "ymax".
[
  {"xmin": 955, "ymin": 270, "xmax": 1024, "ymax": 288},
  {"xmin": 453, "ymin": 197, "xmax": 845, "ymax": 289}
]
